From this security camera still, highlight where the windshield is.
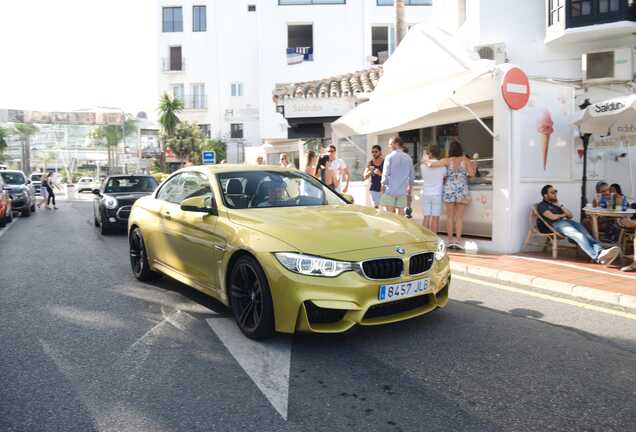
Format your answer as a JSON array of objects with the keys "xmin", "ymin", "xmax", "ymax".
[
  {"xmin": 104, "ymin": 176, "xmax": 158, "ymax": 194},
  {"xmin": 0, "ymin": 172, "xmax": 26, "ymax": 185},
  {"xmin": 31, "ymin": 174, "xmax": 42, "ymax": 182},
  {"xmin": 217, "ymin": 170, "xmax": 346, "ymax": 209}
]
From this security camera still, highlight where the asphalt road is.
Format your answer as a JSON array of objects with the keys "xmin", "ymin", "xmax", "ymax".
[{"xmin": 1, "ymin": 200, "xmax": 635, "ymax": 432}]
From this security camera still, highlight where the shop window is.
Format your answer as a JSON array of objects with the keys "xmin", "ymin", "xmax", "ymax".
[
  {"xmin": 248, "ymin": 4, "xmax": 256, "ymax": 11},
  {"xmin": 231, "ymin": 123, "xmax": 244, "ymax": 139},
  {"xmin": 162, "ymin": 7, "xmax": 183, "ymax": 33},
  {"xmin": 287, "ymin": 24, "xmax": 313, "ymax": 64}
]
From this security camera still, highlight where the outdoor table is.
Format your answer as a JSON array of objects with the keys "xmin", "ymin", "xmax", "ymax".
[{"xmin": 582, "ymin": 205, "xmax": 636, "ymax": 241}]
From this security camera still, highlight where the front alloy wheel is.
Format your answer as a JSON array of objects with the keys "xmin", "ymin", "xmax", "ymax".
[
  {"xmin": 129, "ymin": 228, "xmax": 158, "ymax": 281},
  {"xmin": 229, "ymin": 256, "xmax": 275, "ymax": 339}
]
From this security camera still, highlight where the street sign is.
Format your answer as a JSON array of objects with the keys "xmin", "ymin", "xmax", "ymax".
[
  {"xmin": 202, "ymin": 150, "xmax": 216, "ymax": 165},
  {"xmin": 501, "ymin": 67, "xmax": 530, "ymax": 110}
]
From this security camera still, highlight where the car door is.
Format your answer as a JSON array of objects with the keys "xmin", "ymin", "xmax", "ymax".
[{"xmin": 164, "ymin": 171, "xmax": 224, "ymax": 291}]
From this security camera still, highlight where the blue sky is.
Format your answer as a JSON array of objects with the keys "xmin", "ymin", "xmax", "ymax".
[{"xmin": 0, "ymin": 0, "xmax": 157, "ymax": 116}]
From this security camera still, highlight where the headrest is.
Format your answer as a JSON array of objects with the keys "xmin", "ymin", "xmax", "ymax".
[{"xmin": 227, "ymin": 178, "xmax": 243, "ymax": 195}]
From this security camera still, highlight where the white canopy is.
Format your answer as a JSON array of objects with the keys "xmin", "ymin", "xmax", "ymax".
[
  {"xmin": 332, "ymin": 25, "xmax": 496, "ymax": 137},
  {"xmin": 571, "ymin": 94, "xmax": 636, "ymax": 134}
]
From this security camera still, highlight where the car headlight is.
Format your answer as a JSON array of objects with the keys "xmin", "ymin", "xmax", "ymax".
[
  {"xmin": 103, "ymin": 196, "xmax": 118, "ymax": 209},
  {"xmin": 274, "ymin": 252, "xmax": 353, "ymax": 277},
  {"xmin": 434, "ymin": 239, "xmax": 446, "ymax": 261}
]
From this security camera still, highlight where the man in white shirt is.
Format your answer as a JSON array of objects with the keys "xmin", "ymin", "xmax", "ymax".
[
  {"xmin": 327, "ymin": 145, "xmax": 350, "ymax": 193},
  {"xmin": 381, "ymin": 136, "xmax": 414, "ymax": 216},
  {"xmin": 420, "ymin": 145, "xmax": 447, "ymax": 233}
]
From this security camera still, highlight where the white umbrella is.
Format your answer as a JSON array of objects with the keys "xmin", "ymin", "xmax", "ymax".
[{"xmin": 572, "ymin": 94, "xmax": 636, "ymax": 134}]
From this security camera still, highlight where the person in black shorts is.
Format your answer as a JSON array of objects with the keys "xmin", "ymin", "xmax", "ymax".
[
  {"xmin": 537, "ymin": 184, "xmax": 620, "ymax": 265},
  {"xmin": 363, "ymin": 145, "xmax": 384, "ymax": 209}
]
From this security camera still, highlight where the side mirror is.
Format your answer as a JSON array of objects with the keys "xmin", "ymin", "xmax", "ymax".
[
  {"xmin": 342, "ymin": 194, "xmax": 354, "ymax": 204},
  {"xmin": 180, "ymin": 196, "xmax": 218, "ymax": 216},
  {"xmin": 92, "ymin": 188, "xmax": 101, "ymax": 195},
  {"xmin": 26, "ymin": 179, "xmax": 31, "ymax": 184}
]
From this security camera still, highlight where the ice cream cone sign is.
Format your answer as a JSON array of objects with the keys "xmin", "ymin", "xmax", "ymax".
[{"xmin": 537, "ymin": 110, "xmax": 554, "ymax": 170}]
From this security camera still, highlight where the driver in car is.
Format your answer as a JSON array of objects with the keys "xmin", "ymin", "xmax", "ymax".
[{"xmin": 257, "ymin": 182, "xmax": 287, "ymax": 207}]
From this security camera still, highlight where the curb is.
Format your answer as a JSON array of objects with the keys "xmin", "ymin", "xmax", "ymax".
[{"xmin": 450, "ymin": 262, "xmax": 636, "ymax": 311}]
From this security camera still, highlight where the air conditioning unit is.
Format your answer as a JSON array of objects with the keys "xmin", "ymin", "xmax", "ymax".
[
  {"xmin": 582, "ymin": 48, "xmax": 633, "ymax": 84},
  {"xmin": 474, "ymin": 43, "xmax": 506, "ymax": 64}
]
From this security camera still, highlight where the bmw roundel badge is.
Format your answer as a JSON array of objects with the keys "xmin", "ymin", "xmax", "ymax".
[{"xmin": 395, "ymin": 247, "xmax": 405, "ymax": 255}]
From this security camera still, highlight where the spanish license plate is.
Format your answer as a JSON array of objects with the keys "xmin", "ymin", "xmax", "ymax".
[{"xmin": 378, "ymin": 278, "xmax": 430, "ymax": 303}]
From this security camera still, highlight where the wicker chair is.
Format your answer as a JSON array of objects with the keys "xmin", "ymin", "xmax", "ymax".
[
  {"xmin": 618, "ymin": 228, "xmax": 635, "ymax": 256},
  {"xmin": 523, "ymin": 205, "xmax": 578, "ymax": 259}
]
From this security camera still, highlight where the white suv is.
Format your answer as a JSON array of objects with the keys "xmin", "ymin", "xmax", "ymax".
[{"xmin": 76, "ymin": 177, "xmax": 97, "ymax": 193}]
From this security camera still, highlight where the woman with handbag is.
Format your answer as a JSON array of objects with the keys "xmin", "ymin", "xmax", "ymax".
[{"xmin": 425, "ymin": 140, "xmax": 476, "ymax": 248}]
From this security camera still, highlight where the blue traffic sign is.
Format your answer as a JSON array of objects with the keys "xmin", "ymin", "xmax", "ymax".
[{"xmin": 202, "ymin": 150, "xmax": 216, "ymax": 165}]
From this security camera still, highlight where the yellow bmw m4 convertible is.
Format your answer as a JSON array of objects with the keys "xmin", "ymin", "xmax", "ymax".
[{"xmin": 128, "ymin": 165, "xmax": 450, "ymax": 339}]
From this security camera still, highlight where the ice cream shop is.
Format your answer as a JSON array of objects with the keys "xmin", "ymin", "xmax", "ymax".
[{"xmin": 329, "ymin": 25, "xmax": 636, "ymax": 254}]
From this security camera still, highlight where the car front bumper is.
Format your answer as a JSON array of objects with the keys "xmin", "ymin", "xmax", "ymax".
[{"xmin": 256, "ymin": 246, "xmax": 451, "ymax": 334}]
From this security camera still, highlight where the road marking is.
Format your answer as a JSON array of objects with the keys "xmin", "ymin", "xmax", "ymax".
[
  {"xmin": 0, "ymin": 217, "xmax": 18, "ymax": 240},
  {"xmin": 454, "ymin": 274, "xmax": 636, "ymax": 321},
  {"xmin": 206, "ymin": 316, "xmax": 291, "ymax": 420}
]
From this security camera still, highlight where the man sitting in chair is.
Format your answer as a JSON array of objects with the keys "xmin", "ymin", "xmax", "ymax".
[{"xmin": 538, "ymin": 185, "xmax": 620, "ymax": 265}]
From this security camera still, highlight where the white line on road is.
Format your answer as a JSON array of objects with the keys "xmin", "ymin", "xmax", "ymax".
[
  {"xmin": 206, "ymin": 316, "xmax": 292, "ymax": 420},
  {"xmin": 0, "ymin": 217, "xmax": 18, "ymax": 240},
  {"xmin": 454, "ymin": 274, "xmax": 636, "ymax": 321}
]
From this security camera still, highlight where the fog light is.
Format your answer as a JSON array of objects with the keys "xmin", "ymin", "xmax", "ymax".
[{"xmin": 109, "ymin": 217, "xmax": 116, "ymax": 223}]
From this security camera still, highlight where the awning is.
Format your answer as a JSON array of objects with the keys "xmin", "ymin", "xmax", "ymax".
[
  {"xmin": 332, "ymin": 25, "xmax": 496, "ymax": 137},
  {"xmin": 571, "ymin": 94, "xmax": 636, "ymax": 134}
]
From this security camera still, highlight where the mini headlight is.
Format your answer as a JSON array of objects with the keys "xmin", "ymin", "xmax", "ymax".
[
  {"xmin": 434, "ymin": 239, "xmax": 446, "ymax": 261},
  {"xmin": 103, "ymin": 196, "xmax": 118, "ymax": 209},
  {"xmin": 274, "ymin": 252, "xmax": 353, "ymax": 277}
]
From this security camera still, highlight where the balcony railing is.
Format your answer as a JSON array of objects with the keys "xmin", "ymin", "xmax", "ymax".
[
  {"xmin": 176, "ymin": 94, "xmax": 208, "ymax": 110},
  {"xmin": 161, "ymin": 57, "xmax": 186, "ymax": 72}
]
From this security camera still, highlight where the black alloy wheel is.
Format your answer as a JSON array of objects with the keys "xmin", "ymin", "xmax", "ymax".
[
  {"xmin": 22, "ymin": 205, "xmax": 31, "ymax": 217},
  {"xmin": 129, "ymin": 228, "xmax": 158, "ymax": 281},
  {"xmin": 229, "ymin": 255, "xmax": 275, "ymax": 339}
]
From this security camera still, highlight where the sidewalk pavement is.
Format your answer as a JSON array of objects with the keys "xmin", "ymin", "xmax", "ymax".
[{"xmin": 449, "ymin": 250, "xmax": 636, "ymax": 311}]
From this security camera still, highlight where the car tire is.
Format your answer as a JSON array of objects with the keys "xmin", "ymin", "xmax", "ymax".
[
  {"xmin": 6, "ymin": 209, "xmax": 13, "ymax": 224},
  {"xmin": 22, "ymin": 205, "xmax": 31, "ymax": 217},
  {"xmin": 229, "ymin": 255, "xmax": 275, "ymax": 340},
  {"xmin": 129, "ymin": 228, "xmax": 158, "ymax": 281},
  {"xmin": 0, "ymin": 213, "xmax": 5, "ymax": 228},
  {"xmin": 94, "ymin": 215, "xmax": 100, "ymax": 227},
  {"xmin": 30, "ymin": 202, "xmax": 36, "ymax": 212}
]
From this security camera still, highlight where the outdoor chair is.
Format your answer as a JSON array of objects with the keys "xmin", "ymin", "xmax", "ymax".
[{"xmin": 523, "ymin": 205, "xmax": 579, "ymax": 259}]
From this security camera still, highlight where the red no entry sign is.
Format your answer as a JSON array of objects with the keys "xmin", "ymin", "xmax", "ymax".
[{"xmin": 501, "ymin": 67, "xmax": 530, "ymax": 110}]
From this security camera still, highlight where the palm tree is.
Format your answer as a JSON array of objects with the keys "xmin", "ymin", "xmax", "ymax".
[
  {"xmin": 91, "ymin": 117, "xmax": 137, "ymax": 174},
  {"xmin": 14, "ymin": 123, "xmax": 39, "ymax": 175},
  {"xmin": 0, "ymin": 126, "xmax": 9, "ymax": 163},
  {"xmin": 158, "ymin": 93, "xmax": 184, "ymax": 172},
  {"xmin": 396, "ymin": 0, "xmax": 407, "ymax": 46},
  {"xmin": 166, "ymin": 121, "xmax": 205, "ymax": 165}
]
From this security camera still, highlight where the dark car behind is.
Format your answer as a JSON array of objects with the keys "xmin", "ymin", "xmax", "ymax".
[
  {"xmin": 93, "ymin": 175, "xmax": 158, "ymax": 234},
  {"xmin": 0, "ymin": 170, "xmax": 35, "ymax": 217}
]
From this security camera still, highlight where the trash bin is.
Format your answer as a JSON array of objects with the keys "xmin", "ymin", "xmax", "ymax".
[{"xmin": 66, "ymin": 184, "xmax": 76, "ymax": 200}]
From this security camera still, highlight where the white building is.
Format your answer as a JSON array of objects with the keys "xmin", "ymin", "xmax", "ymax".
[{"xmin": 157, "ymin": 0, "xmax": 434, "ymax": 162}]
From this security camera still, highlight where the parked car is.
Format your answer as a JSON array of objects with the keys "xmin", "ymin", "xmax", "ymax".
[
  {"xmin": 0, "ymin": 170, "xmax": 35, "ymax": 217},
  {"xmin": 0, "ymin": 173, "xmax": 13, "ymax": 227},
  {"xmin": 128, "ymin": 166, "xmax": 451, "ymax": 340},
  {"xmin": 76, "ymin": 176, "xmax": 97, "ymax": 193},
  {"xmin": 93, "ymin": 175, "xmax": 158, "ymax": 235},
  {"xmin": 30, "ymin": 172, "xmax": 44, "ymax": 196}
]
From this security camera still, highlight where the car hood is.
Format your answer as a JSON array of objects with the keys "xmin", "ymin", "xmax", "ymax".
[
  {"xmin": 228, "ymin": 205, "xmax": 436, "ymax": 255},
  {"xmin": 4, "ymin": 184, "xmax": 29, "ymax": 192}
]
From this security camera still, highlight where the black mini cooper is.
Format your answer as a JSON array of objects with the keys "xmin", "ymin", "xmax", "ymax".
[{"xmin": 93, "ymin": 175, "xmax": 158, "ymax": 235}]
